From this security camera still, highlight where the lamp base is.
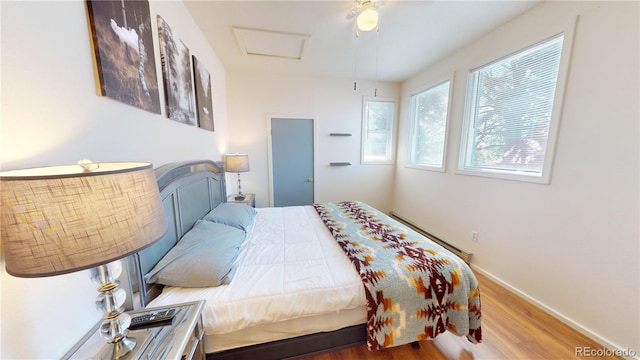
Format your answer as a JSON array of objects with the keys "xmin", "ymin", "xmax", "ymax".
[
  {"xmin": 90, "ymin": 261, "xmax": 137, "ymax": 359},
  {"xmin": 234, "ymin": 194, "xmax": 246, "ymax": 201},
  {"xmin": 98, "ymin": 336, "xmax": 136, "ymax": 360}
]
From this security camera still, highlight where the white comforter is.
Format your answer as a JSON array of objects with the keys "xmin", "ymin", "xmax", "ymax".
[{"xmin": 147, "ymin": 206, "xmax": 366, "ymax": 336}]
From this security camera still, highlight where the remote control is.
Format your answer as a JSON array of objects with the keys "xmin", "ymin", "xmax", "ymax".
[{"xmin": 129, "ymin": 308, "xmax": 176, "ymax": 330}]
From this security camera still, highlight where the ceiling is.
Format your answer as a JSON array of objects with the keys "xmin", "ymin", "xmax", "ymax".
[{"xmin": 184, "ymin": 0, "xmax": 541, "ymax": 83}]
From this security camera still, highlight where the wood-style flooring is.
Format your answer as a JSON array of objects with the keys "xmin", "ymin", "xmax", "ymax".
[{"xmin": 300, "ymin": 271, "xmax": 621, "ymax": 360}]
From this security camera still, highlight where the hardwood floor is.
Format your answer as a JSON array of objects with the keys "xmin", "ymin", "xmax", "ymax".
[{"xmin": 300, "ymin": 271, "xmax": 620, "ymax": 360}]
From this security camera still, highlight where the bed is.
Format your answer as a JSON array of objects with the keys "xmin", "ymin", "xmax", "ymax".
[{"xmin": 130, "ymin": 160, "xmax": 481, "ymax": 360}]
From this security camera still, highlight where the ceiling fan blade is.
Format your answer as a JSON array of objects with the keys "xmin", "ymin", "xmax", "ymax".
[
  {"xmin": 346, "ymin": 0, "xmax": 385, "ymax": 20},
  {"xmin": 374, "ymin": 0, "xmax": 386, "ymax": 8},
  {"xmin": 346, "ymin": 7, "xmax": 360, "ymax": 19}
]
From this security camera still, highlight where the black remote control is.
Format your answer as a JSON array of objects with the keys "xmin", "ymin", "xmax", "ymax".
[{"xmin": 129, "ymin": 308, "xmax": 176, "ymax": 330}]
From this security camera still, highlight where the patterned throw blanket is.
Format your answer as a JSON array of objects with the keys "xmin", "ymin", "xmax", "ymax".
[{"xmin": 313, "ymin": 201, "xmax": 482, "ymax": 350}]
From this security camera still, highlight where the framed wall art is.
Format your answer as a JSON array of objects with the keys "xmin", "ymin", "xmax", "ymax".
[
  {"xmin": 157, "ymin": 15, "xmax": 195, "ymax": 126},
  {"xmin": 192, "ymin": 55, "xmax": 215, "ymax": 132},
  {"xmin": 86, "ymin": 0, "xmax": 161, "ymax": 114}
]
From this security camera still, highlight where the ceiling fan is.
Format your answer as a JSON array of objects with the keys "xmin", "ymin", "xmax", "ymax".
[
  {"xmin": 346, "ymin": 0, "xmax": 386, "ymax": 32},
  {"xmin": 346, "ymin": 0, "xmax": 385, "ymax": 20}
]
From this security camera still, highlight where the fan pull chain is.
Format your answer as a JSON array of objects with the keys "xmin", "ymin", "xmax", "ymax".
[
  {"xmin": 374, "ymin": 26, "xmax": 379, "ymax": 97},
  {"xmin": 354, "ymin": 29, "xmax": 359, "ymax": 91}
]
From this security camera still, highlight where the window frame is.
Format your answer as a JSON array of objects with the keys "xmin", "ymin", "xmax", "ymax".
[
  {"xmin": 457, "ymin": 22, "xmax": 576, "ymax": 184},
  {"xmin": 361, "ymin": 96, "xmax": 397, "ymax": 165},
  {"xmin": 406, "ymin": 74, "xmax": 454, "ymax": 172}
]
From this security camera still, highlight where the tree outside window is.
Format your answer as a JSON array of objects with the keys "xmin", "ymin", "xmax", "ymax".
[
  {"xmin": 362, "ymin": 97, "xmax": 396, "ymax": 164},
  {"xmin": 409, "ymin": 79, "xmax": 451, "ymax": 170}
]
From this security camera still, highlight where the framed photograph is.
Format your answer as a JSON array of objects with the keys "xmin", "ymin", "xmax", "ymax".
[
  {"xmin": 157, "ymin": 15, "xmax": 195, "ymax": 126},
  {"xmin": 192, "ymin": 55, "xmax": 215, "ymax": 131},
  {"xmin": 86, "ymin": 0, "xmax": 161, "ymax": 114}
]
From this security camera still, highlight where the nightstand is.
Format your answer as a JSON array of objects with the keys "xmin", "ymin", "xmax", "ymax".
[
  {"xmin": 227, "ymin": 193, "xmax": 255, "ymax": 207},
  {"xmin": 63, "ymin": 300, "xmax": 206, "ymax": 360}
]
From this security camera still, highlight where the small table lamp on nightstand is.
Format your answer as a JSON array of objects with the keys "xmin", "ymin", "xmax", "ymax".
[
  {"xmin": 224, "ymin": 154, "xmax": 250, "ymax": 200},
  {"xmin": 0, "ymin": 161, "xmax": 167, "ymax": 359}
]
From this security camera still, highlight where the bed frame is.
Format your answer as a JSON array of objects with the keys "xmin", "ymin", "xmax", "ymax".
[{"xmin": 131, "ymin": 160, "xmax": 366, "ymax": 360}]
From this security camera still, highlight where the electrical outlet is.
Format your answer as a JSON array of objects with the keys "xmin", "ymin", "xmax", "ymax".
[{"xmin": 471, "ymin": 231, "xmax": 479, "ymax": 242}]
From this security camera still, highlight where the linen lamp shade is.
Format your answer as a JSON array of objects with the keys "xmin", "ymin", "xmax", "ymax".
[
  {"xmin": 0, "ymin": 162, "xmax": 167, "ymax": 277},
  {"xmin": 224, "ymin": 154, "xmax": 250, "ymax": 173}
]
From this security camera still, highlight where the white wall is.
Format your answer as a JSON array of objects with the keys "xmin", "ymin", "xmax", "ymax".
[
  {"xmin": 2, "ymin": 0, "xmax": 637, "ymax": 358},
  {"xmin": 226, "ymin": 71, "xmax": 400, "ymax": 212},
  {"xmin": 0, "ymin": 1, "xmax": 228, "ymax": 358},
  {"xmin": 393, "ymin": 1, "xmax": 639, "ymax": 354}
]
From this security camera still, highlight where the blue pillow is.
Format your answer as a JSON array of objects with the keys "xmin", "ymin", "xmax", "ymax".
[
  {"xmin": 144, "ymin": 220, "xmax": 245, "ymax": 287},
  {"xmin": 203, "ymin": 202, "xmax": 256, "ymax": 231}
]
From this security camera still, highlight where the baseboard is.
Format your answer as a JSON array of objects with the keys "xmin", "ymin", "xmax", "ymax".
[{"xmin": 471, "ymin": 265, "xmax": 639, "ymax": 360}]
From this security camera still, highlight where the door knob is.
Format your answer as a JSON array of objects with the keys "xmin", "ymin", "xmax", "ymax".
[{"xmin": 306, "ymin": 177, "xmax": 314, "ymax": 182}]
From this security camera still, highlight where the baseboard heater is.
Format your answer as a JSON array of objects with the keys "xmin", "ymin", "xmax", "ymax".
[{"xmin": 389, "ymin": 211, "xmax": 473, "ymax": 264}]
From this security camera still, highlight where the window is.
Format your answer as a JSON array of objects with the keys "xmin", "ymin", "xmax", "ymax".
[
  {"xmin": 361, "ymin": 97, "xmax": 396, "ymax": 164},
  {"xmin": 459, "ymin": 32, "xmax": 571, "ymax": 183},
  {"xmin": 408, "ymin": 79, "xmax": 452, "ymax": 171}
]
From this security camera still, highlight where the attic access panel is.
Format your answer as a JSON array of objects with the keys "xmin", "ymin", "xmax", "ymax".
[{"xmin": 233, "ymin": 26, "xmax": 311, "ymax": 60}]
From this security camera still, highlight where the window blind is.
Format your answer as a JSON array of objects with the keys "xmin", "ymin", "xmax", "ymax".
[{"xmin": 461, "ymin": 33, "xmax": 565, "ymax": 175}]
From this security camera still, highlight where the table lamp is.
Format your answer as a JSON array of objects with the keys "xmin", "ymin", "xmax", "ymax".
[
  {"xmin": 224, "ymin": 154, "xmax": 250, "ymax": 200},
  {"xmin": 0, "ymin": 161, "xmax": 167, "ymax": 359}
]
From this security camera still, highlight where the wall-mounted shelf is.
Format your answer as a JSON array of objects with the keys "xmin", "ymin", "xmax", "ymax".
[
  {"xmin": 330, "ymin": 162, "xmax": 352, "ymax": 166},
  {"xmin": 329, "ymin": 133, "xmax": 352, "ymax": 137}
]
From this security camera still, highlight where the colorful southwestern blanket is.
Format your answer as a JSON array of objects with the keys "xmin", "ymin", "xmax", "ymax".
[{"xmin": 313, "ymin": 201, "xmax": 482, "ymax": 350}]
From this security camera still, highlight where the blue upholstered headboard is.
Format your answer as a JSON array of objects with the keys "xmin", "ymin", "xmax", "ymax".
[{"xmin": 132, "ymin": 160, "xmax": 226, "ymax": 307}]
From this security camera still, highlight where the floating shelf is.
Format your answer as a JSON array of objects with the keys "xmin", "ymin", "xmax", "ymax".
[
  {"xmin": 330, "ymin": 162, "xmax": 352, "ymax": 166},
  {"xmin": 329, "ymin": 133, "xmax": 352, "ymax": 137}
]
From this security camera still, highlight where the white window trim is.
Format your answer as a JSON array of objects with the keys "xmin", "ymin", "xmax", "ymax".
[
  {"xmin": 406, "ymin": 73, "xmax": 454, "ymax": 173},
  {"xmin": 456, "ymin": 17, "xmax": 577, "ymax": 184},
  {"xmin": 361, "ymin": 96, "xmax": 398, "ymax": 165}
]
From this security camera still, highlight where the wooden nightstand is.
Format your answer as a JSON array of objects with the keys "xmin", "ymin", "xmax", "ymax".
[
  {"xmin": 63, "ymin": 300, "xmax": 206, "ymax": 360},
  {"xmin": 227, "ymin": 193, "xmax": 255, "ymax": 207}
]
